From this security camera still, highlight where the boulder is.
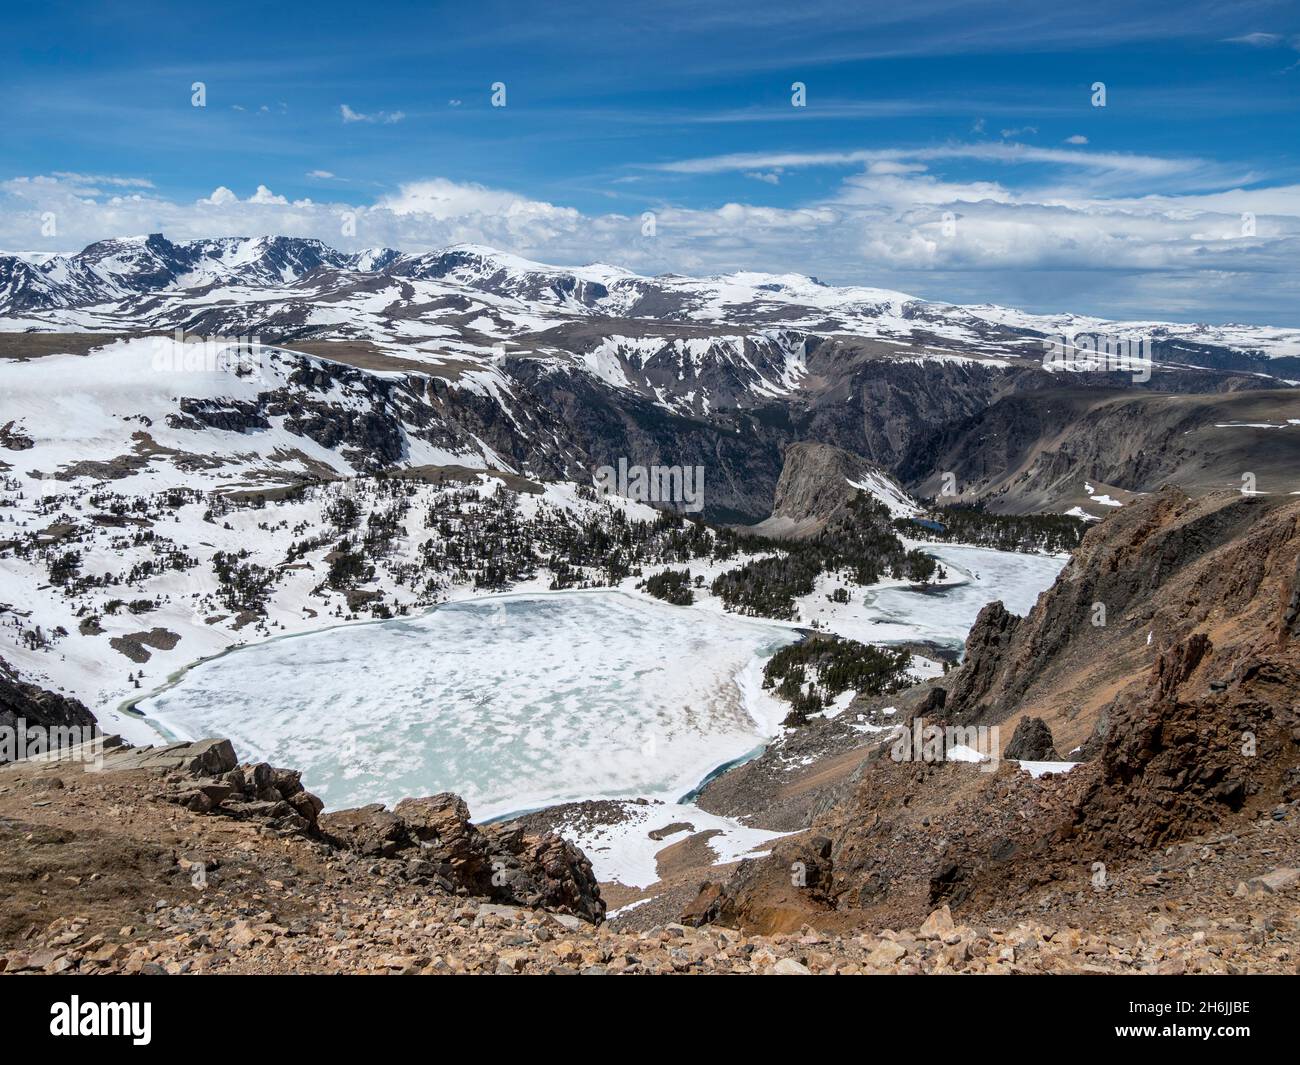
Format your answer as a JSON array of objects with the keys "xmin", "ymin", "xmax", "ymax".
[
  {"xmin": 1004, "ymin": 717, "xmax": 1060, "ymax": 762},
  {"xmin": 326, "ymin": 794, "xmax": 606, "ymax": 923},
  {"xmin": 1237, "ymin": 867, "xmax": 1299, "ymax": 896},
  {"xmin": 105, "ymin": 738, "xmax": 237, "ymax": 776},
  {"xmin": 320, "ymin": 804, "xmax": 409, "ymax": 858},
  {"xmin": 918, "ymin": 904, "xmax": 955, "ymax": 939}
]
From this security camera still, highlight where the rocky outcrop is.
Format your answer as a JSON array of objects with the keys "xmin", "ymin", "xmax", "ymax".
[
  {"xmin": 0, "ymin": 655, "xmax": 98, "ymax": 764},
  {"xmin": 942, "ymin": 601, "xmax": 1022, "ymax": 723},
  {"xmin": 7, "ymin": 732, "xmax": 604, "ymax": 923},
  {"xmin": 1067, "ymin": 624, "xmax": 1297, "ymax": 850},
  {"xmin": 931, "ymin": 489, "xmax": 1296, "ymax": 744},
  {"xmin": 1004, "ymin": 717, "xmax": 1060, "ymax": 762},
  {"xmin": 684, "ymin": 836, "xmax": 836, "ymax": 933},
  {"xmin": 752, "ymin": 441, "xmax": 916, "ymax": 537},
  {"xmin": 764, "ymin": 443, "xmax": 867, "ymax": 533},
  {"xmin": 689, "ymin": 490, "xmax": 1300, "ymax": 935},
  {"xmin": 322, "ymin": 793, "xmax": 604, "ymax": 923}
]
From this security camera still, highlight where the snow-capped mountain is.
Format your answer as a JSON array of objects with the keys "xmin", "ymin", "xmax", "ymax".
[
  {"xmin": 3, "ymin": 233, "xmax": 1298, "ymax": 526},
  {"xmin": 5, "ymin": 235, "xmax": 1300, "ymax": 370}
]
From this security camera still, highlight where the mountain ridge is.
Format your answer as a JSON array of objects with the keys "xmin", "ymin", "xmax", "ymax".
[{"xmin": 6, "ymin": 234, "xmax": 1300, "ymax": 367}]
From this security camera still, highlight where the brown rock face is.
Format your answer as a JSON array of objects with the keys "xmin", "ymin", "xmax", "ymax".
[
  {"xmin": 684, "ymin": 836, "xmax": 836, "ymax": 934},
  {"xmin": 754, "ymin": 441, "xmax": 912, "ymax": 538},
  {"xmin": 930, "ymin": 488, "xmax": 1298, "ymax": 748},
  {"xmin": 323, "ymin": 794, "xmax": 605, "ymax": 923},
  {"xmin": 0, "ymin": 655, "xmax": 98, "ymax": 764},
  {"xmin": 1003, "ymin": 717, "xmax": 1060, "ymax": 762},
  {"xmin": 1069, "ymin": 630, "xmax": 1295, "ymax": 850},
  {"xmin": 944, "ymin": 601, "xmax": 1022, "ymax": 724},
  {"xmin": 1281, "ymin": 551, "xmax": 1300, "ymax": 641},
  {"xmin": 691, "ymin": 489, "xmax": 1300, "ymax": 935},
  {"xmin": 319, "ymin": 803, "xmax": 407, "ymax": 857}
]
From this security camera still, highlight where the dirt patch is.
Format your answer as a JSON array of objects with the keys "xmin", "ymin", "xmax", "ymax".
[
  {"xmin": 109, "ymin": 628, "xmax": 180, "ymax": 663},
  {"xmin": 0, "ymin": 332, "xmax": 150, "ymax": 361}
]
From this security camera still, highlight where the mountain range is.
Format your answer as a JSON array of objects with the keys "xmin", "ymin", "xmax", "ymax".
[{"xmin": 3, "ymin": 234, "xmax": 1298, "ymax": 523}]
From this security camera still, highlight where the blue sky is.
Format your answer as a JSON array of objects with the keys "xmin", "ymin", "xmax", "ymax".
[{"xmin": 3, "ymin": 0, "xmax": 1300, "ymax": 323}]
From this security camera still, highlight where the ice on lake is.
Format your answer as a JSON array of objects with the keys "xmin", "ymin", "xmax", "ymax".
[
  {"xmin": 859, "ymin": 542, "xmax": 1065, "ymax": 645},
  {"xmin": 136, "ymin": 590, "xmax": 798, "ymax": 819},
  {"xmin": 134, "ymin": 545, "xmax": 1067, "ymax": 823}
]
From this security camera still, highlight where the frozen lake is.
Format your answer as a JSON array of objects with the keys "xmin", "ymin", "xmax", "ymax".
[
  {"xmin": 134, "ymin": 545, "xmax": 1067, "ymax": 826},
  {"xmin": 136, "ymin": 590, "xmax": 797, "ymax": 819},
  {"xmin": 864, "ymin": 542, "xmax": 1066, "ymax": 645}
]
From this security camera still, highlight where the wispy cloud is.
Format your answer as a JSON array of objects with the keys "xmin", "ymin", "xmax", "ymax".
[
  {"xmin": 648, "ymin": 142, "xmax": 1207, "ymax": 180},
  {"xmin": 1224, "ymin": 32, "xmax": 1286, "ymax": 47},
  {"xmin": 1222, "ymin": 29, "xmax": 1300, "ymax": 71},
  {"xmin": 46, "ymin": 172, "xmax": 155, "ymax": 193},
  {"xmin": 340, "ymin": 104, "xmax": 405, "ymax": 124}
]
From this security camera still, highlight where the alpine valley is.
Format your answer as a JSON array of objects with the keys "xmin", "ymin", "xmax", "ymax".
[{"xmin": 2, "ymin": 233, "xmax": 1299, "ymax": 976}]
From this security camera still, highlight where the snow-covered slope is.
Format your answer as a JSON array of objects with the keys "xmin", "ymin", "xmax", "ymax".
[
  {"xmin": 0, "ymin": 336, "xmax": 501, "ymax": 495},
  {"xmin": 848, "ymin": 469, "xmax": 922, "ymax": 519}
]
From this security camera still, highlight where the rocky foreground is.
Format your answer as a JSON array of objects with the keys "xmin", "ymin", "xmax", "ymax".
[{"xmin": 0, "ymin": 735, "xmax": 1297, "ymax": 975}]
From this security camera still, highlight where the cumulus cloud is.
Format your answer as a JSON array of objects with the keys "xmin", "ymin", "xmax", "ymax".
[
  {"xmin": 247, "ymin": 185, "xmax": 289, "ymax": 205},
  {"xmin": 200, "ymin": 186, "xmax": 238, "ymax": 206},
  {"xmin": 377, "ymin": 178, "xmax": 567, "ymax": 220}
]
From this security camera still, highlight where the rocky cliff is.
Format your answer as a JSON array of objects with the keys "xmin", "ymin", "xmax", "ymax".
[
  {"xmin": 688, "ymin": 488, "xmax": 1300, "ymax": 937},
  {"xmin": 0, "ymin": 655, "xmax": 97, "ymax": 763},
  {"xmin": 751, "ymin": 440, "xmax": 917, "ymax": 537},
  {"xmin": 902, "ymin": 385, "xmax": 1299, "ymax": 514}
]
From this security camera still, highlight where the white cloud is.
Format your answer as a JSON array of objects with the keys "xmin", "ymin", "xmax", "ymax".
[
  {"xmin": 248, "ymin": 185, "xmax": 289, "ymax": 205},
  {"xmin": 376, "ymin": 178, "xmax": 580, "ymax": 236},
  {"xmin": 744, "ymin": 171, "xmax": 781, "ymax": 185},
  {"xmin": 2, "ymin": 165, "xmax": 1298, "ymax": 324},
  {"xmin": 651, "ymin": 142, "xmax": 1205, "ymax": 180},
  {"xmin": 1224, "ymin": 32, "xmax": 1285, "ymax": 47},
  {"xmin": 1064, "ymin": 135, "xmax": 1089, "ymax": 145},
  {"xmin": 200, "ymin": 186, "xmax": 238, "ymax": 206},
  {"xmin": 866, "ymin": 161, "xmax": 927, "ymax": 175},
  {"xmin": 306, "ymin": 170, "xmax": 336, "ymax": 179},
  {"xmin": 340, "ymin": 104, "xmax": 405, "ymax": 124},
  {"xmin": 50, "ymin": 172, "xmax": 154, "ymax": 190}
]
